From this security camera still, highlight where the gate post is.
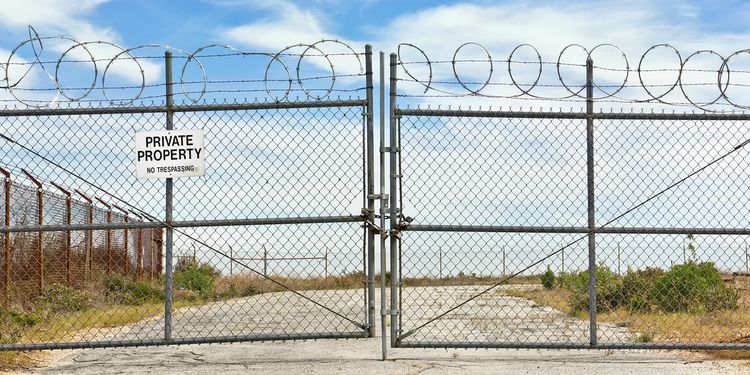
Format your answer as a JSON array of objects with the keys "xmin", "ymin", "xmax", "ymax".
[
  {"xmin": 21, "ymin": 170, "xmax": 44, "ymax": 295},
  {"xmin": 164, "ymin": 50, "xmax": 175, "ymax": 342},
  {"xmin": 585, "ymin": 57, "xmax": 597, "ymax": 346},
  {"xmin": 378, "ymin": 51, "xmax": 388, "ymax": 360},
  {"xmin": 364, "ymin": 44, "xmax": 376, "ymax": 338},
  {"xmin": 388, "ymin": 53, "xmax": 400, "ymax": 348}
]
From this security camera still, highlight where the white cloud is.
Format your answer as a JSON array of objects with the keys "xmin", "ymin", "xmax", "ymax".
[
  {"xmin": 0, "ymin": 0, "xmax": 115, "ymax": 41},
  {"xmin": 0, "ymin": 0, "xmax": 163, "ymax": 100},
  {"xmin": 222, "ymin": 0, "xmax": 336, "ymax": 50}
]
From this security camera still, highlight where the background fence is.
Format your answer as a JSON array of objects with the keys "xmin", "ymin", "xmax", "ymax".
[{"xmin": 0, "ymin": 166, "xmax": 162, "ymax": 306}]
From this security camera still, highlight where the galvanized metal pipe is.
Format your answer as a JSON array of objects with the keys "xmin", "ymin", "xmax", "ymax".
[
  {"xmin": 399, "ymin": 341, "xmax": 750, "ymax": 350},
  {"xmin": 0, "ymin": 100, "xmax": 367, "ymax": 117},
  {"xmin": 396, "ymin": 108, "xmax": 750, "ymax": 121},
  {"xmin": 0, "ymin": 167, "xmax": 9, "ymax": 304},
  {"xmin": 402, "ymin": 224, "xmax": 750, "ymax": 235},
  {"xmin": 164, "ymin": 50, "xmax": 174, "ymax": 343},
  {"xmin": 0, "ymin": 332, "xmax": 368, "ymax": 352},
  {"xmin": 379, "ymin": 51, "xmax": 388, "ymax": 360},
  {"xmin": 586, "ymin": 57, "xmax": 597, "ymax": 347},
  {"xmin": 389, "ymin": 53, "xmax": 399, "ymax": 348},
  {"xmin": 364, "ymin": 44, "xmax": 376, "ymax": 338}
]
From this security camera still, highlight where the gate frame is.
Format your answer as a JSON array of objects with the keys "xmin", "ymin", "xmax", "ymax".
[
  {"xmin": 388, "ymin": 52, "xmax": 750, "ymax": 351},
  {"xmin": 0, "ymin": 45, "xmax": 377, "ymax": 351}
]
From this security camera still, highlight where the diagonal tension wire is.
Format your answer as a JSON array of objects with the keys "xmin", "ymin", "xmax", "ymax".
[
  {"xmin": 399, "ymin": 135, "xmax": 750, "ymax": 340},
  {"xmin": 0, "ymin": 131, "xmax": 366, "ymax": 330}
]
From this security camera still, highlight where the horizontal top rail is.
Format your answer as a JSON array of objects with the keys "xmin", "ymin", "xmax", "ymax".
[
  {"xmin": 0, "ymin": 99, "xmax": 368, "ymax": 117},
  {"xmin": 396, "ymin": 107, "xmax": 750, "ymax": 121},
  {"xmin": 3, "ymin": 215, "xmax": 366, "ymax": 233},
  {"xmin": 404, "ymin": 224, "xmax": 750, "ymax": 236}
]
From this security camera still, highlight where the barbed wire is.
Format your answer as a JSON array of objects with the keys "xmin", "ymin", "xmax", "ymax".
[
  {"xmin": 0, "ymin": 26, "xmax": 366, "ymax": 108},
  {"xmin": 395, "ymin": 42, "xmax": 750, "ymax": 110}
]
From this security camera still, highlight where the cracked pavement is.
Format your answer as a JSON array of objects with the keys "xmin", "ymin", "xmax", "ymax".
[{"xmin": 12, "ymin": 287, "xmax": 750, "ymax": 374}]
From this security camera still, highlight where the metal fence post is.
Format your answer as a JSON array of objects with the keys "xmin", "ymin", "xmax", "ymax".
[
  {"xmin": 364, "ymin": 44, "xmax": 376, "ymax": 338},
  {"xmin": 95, "ymin": 197, "xmax": 113, "ymax": 274},
  {"xmin": 0, "ymin": 167, "xmax": 10, "ymax": 304},
  {"xmin": 502, "ymin": 247, "xmax": 506, "ymax": 276},
  {"xmin": 378, "ymin": 50, "xmax": 388, "ymax": 360},
  {"xmin": 585, "ymin": 57, "xmax": 597, "ymax": 347},
  {"xmin": 113, "ymin": 205, "xmax": 129, "ymax": 275},
  {"xmin": 21, "ymin": 170, "xmax": 44, "ymax": 294},
  {"xmin": 51, "ymin": 182, "xmax": 72, "ymax": 285},
  {"xmin": 389, "ymin": 52, "xmax": 400, "ymax": 348},
  {"xmin": 263, "ymin": 244, "xmax": 267, "ymax": 277},
  {"xmin": 438, "ymin": 247, "xmax": 442, "ymax": 279},
  {"xmin": 75, "ymin": 190, "xmax": 93, "ymax": 281},
  {"xmin": 164, "ymin": 50, "xmax": 175, "ymax": 342},
  {"xmin": 130, "ymin": 211, "xmax": 143, "ymax": 279}
]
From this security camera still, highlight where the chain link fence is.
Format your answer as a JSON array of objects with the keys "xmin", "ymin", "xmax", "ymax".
[
  {"xmin": 0, "ymin": 172, "xmax": 163, "ymax": 306},
  {"xmin": 389, "ymin": 50, "xmax": 750, "ymax": 350},
  {"xmin": 0, "ymin": 35, "xmax": 376, "ymax": 350}
]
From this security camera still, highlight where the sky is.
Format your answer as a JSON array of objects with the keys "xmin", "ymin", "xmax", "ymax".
[
  {"xmin": 3, "ymin": 0, "xmax": 750, "ymax": 107},
  {"xmin": 2, "ymin": 0, "xmax": 750, "ymax": 277}
]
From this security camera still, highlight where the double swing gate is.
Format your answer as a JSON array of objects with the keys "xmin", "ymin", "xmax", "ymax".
[{"xmin": 2, "ymin": 29, "xmax": 750, "ymax": 355}]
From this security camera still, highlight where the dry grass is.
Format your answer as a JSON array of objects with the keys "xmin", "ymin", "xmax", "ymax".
[
  {"xmin": 508, "ymin": 286, "xmax": 750, "ymax": 360},
  {"xmin": 0, "ymin": 299, "xmax": 202, "ymax": 371},
  {"xmin": 404, "ymin": 274, "xmax": 541, "ymax": 288}
]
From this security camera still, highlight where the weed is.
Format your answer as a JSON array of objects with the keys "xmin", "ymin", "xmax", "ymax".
[
  {"xmin": 37, "ymin": 284, "xmax": 92, "ymax": 314},
  {"xmin": 635, "ymin": 330, "xmax": 655, "ymax": 343},
  {"xmin": 103, "ymin": 275, "xmax": 163, "ymax": 306},
  {"xmin": 541, "ymin": 266, "xmax": 555, "ymax": 289}
]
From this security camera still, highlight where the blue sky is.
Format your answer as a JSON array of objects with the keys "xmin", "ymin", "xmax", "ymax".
[
  {"xmin": 3, "ymin": 0, "xmax": 750, "ymax": 109},
  {"xmin": 2, "ymin": 0, "xmax": 750, "ymax": 55},
  {"xmin": 2, "ymin": 0, "xmax": 750, "ymax": 275}
]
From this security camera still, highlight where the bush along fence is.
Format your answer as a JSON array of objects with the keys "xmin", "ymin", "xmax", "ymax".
[{"xmin": 0, "ymin": 166, "xmax": 163, "ymax": 306}]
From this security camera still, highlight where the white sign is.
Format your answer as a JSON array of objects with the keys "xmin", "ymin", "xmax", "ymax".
[{"xmin": 134, "ymin": 129, "xmax": 206, "ymax": 179}]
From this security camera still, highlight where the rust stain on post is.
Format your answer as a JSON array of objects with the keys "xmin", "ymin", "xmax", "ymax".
[
  {"xmin": 51, "ymin": 182, "xmax": 72, "ymax": 286},
  {"xmin": 21, "ymin": 170, "xmax": 43, "ymax": 295}
]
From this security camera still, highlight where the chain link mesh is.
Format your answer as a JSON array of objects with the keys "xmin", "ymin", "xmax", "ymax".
[
  {"xmin": 396, "ymin": 111, "xmax": 750, "ymax": 349},
  {"xmin": 0, "ymin": 101, "xmax": 368, "ymax": 349}
]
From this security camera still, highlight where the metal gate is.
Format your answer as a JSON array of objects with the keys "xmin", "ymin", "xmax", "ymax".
[
  {"xmin": 389, "ymin": 43, "xmax": 750, "ymax": 350},
  {"xmin": 0, "ymin": 30, "xmax": 377, "ymax": 350}
]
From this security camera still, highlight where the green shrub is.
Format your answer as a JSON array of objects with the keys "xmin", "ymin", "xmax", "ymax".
[
  {"xmin": 38, "ymin": 283, "xmax": 93, "ymax": 314},
  {"xmin": 541, "ymin": 266, "xmax": 555, "ymax": 289},
  {"xmin": 104, "ymin": 275, "xmax": 163, "ymax": 306},
  {"xmin": 568, "ymin": 265, "xmax": 621, "ymax": 313},
  {"xmin": 556, "ymin": 272, "xmax": 576, "ymax": 289},
  {"xmin": 650, "ymin": 261, "xmax": 739, "ymax": 313},
  {"xmin": 8, "ymin": 310, "xmax": 42, "ymax": 327},
  {"xmin": 618, "ymin": 268, "xmax": 664, "ymax": 312},
  {"xmin": 174, "ymin": 263, "xmax": 219, "ymax": 298}
]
